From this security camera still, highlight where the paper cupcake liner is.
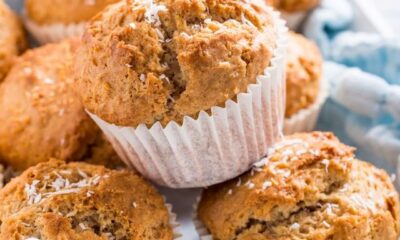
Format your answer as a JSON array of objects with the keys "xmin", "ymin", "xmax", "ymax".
[
  {"xmin": 284, "ymin": 77, "xmax": 329, "ymax": 134},
  {"xmin": 88, "ymin": 10, "xmax": 288, "ymax": 188},
  {"xmin": 24, "ymin": 17, "xmax": 86, "ymax": 44},
  {"xmin": 282, "ymin": 11, "xmax": 307, "ymax": 30},
  {"xmin": 192, "ymin": 194, "xmax": 213, "ymax": 240},
  {"xmin": 165, "ymin": 202, "xmax": 182, "ymax": 239}
]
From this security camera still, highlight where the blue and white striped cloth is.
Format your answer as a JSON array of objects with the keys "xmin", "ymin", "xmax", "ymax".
[{"xmin": 303, "ymin": 0, "xmax": 400, "ymax": 176}]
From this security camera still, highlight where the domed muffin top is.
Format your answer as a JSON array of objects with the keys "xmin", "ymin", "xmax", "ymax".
[
  {"xmin": 0, "ymin": 160, "xmax": 173, "ymax": 239},
  {"xmin": 75, "ymin": 0, "xmax": 277, "ymax": 127},
  {"xmin": 198, "ymin": 132, "xmax": 400, "ymax": 240},
  {"xmin": 0, "ymin": 39, "xmax": 121, "ymax": 171},
  {"xmin": 25, "ymin": 0, "xmax": 120, "ymax": 25},
  {"xmin": 0, "ymin": 0, "xmax": 27, "ymax": 81},
  {"xmin": 285, "ymin": 31, "xmax": 322, "ymax": 118}
]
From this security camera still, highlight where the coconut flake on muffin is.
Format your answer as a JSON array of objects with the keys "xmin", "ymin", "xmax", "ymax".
[
  {"xmin": 197, "ymin": 132, "xmax": 400, "ymax": 240},
  {"xmin": 0, "ymin": 160, "xmax": 175, "ymax": 239},
  {"xmin": 73, "ymin": 0, "xmax": 287, "ymax": 187}
]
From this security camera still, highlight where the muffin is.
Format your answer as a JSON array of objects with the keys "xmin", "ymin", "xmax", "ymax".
[
  {"xmin": 0, "ymin": 39, "xmax": 123, "ymax": 171},
  {"xmin": 0, "ymin": 160, "xmax": 176, "ymax": 239},
  {"xmin": 284, "ymin": 31, "xmax": 327, "ymax": 134},
  {"xmin": 0, "ymin": 0, "xmax": 27, "ymax": 81},
  {"xmin": 75, "ymin": 0, "xmax": 287, "ymax": 187},
  {"xmin": 197, "ymin": 132, "xmax": 400, "ymax": 240},
  {"xmin": 266, "ymin": 0, "xmax": 320, "ymax": 29},
  {"xmin": 24, "ymin": 0, "xmax": 119, "ymax": 43}
]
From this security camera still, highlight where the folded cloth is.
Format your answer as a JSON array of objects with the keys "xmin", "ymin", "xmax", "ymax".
[
  {"xmin": 302, "ymin": 0, "xmax": 400, "ymax": 177},
  {"xmin": 319, "ymin": 62, "xmax": 400, "ymax": 172}
]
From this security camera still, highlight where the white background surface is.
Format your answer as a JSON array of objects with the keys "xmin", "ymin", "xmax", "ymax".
[{"xmin": 372, "ymin": 0, "xmax": 400, "ymax": 32}]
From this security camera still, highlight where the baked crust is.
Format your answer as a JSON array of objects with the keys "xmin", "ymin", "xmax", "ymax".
[
  {"xmin": 285, "ymin": 31, "xmax": 322, "ymax": 118},
  {"xmin": 74, "ymin": 0, "xmax": 277, "ymax": 127},
  {"xmin": 198, "ymin": 132, "xmax": 400, "ymax": 240},
  {"xmin": 0, "ymin": 39, "xmax": 122, "ymax": 170},
  {"xmin": 0, "ymin": 160, "xmax": 173, "ymax": 239}
]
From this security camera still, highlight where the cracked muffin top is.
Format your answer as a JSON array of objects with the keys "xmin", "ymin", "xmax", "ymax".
[
  {"xmin": 0, "ymin": 160, "xmax": 174, "ymax": 240},
  {"xmin": 0, "ymin": 0, "xmax": 27, "ymax": 82},
  {"xmin": 266, "ymin": 0, "xmax": 320, "ymax": 13},
  {"xmin": 0, "ymin": 39, "xmax": 122, "ymax": 171},
  {"xmin": 198, "ymin": 132, "xmax": 400, "ymax": 240},
  {"xmin": 74, "ymin": 0, "xmax": 277, "ymax": 127},
  {"xmin": 25, "ymin": 0, "xmax": 120, "ymax": 25},
  {"xmin": 285, "ymin": 31, "xmax": 322, "ymax": 118}
]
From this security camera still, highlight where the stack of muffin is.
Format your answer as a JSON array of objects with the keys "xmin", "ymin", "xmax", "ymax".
[{"xmin": 0, "ymin": 0, "xmax": 398, "ymax": 239}]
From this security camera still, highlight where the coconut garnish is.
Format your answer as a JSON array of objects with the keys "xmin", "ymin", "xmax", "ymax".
[
  {"xmin": 138, "ymin": 0, "xmax": 167, "ymax": 27},
  {"xmin": 25, "ymin": 170, "xmax": 104, "ymax": 206},
  {"xmin": 289, "ymin": 222, "xmax": 300, "ymax": 230}
]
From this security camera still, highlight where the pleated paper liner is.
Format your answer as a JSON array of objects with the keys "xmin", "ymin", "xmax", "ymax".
[
  {"xmin": 88, "ymin": 9, "xmax": 288, "ymax": 188},
  {"xmin": 24, "ymin": 17, "xmax": 86, "ymax": 44},
  {"xmin": 166, "ymin": 202, "xmax": 182, "ymax": 239},
  {"xmin": 284, "ymin": 77, "xmax": 329, "ymax": 134}
]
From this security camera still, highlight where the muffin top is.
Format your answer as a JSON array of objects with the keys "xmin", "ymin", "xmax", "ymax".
[
  {"xmin": 0, "ymin": 39, "xmax": 122, "ymax": 171},
  {"xmin": 0, "ymin": 160, "xmax": 173, "ymax": 239},
  {"xmin": 285, "ymin": 31, "xmax": 322, "ymax": 118},
  {"xmin": 266, "ymin": 0, "xmax": 320, "ymax": 13},
  {"xmin": 198, "ymin": 132, "xmax": 400, "ymax": 240},
  {"xmin": 25, "ymin": 0, "xmax": 120, "ymax": 25},
  {"xmin": 0, "ymin": 0, "xmax": 27, "ymax": 81},
  {"xmin": 75, "ymin": 0, "xmax": 277, "ymax": 127}
]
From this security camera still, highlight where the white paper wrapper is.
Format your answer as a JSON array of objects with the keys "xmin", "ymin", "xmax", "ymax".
[
  {"xmin": 282, "ymin": 11, "xmax": 307, "ymax": 30},
  {"xmin": 284, "ymin": 77, "xmax": 329, "ymax": 134},
  {"xmin": 24, "ymin": 17, "xmax": 86, "ymax": 44},
  {"xmin": 192, "ymin": 195, "xmax": 213, "ymax": 240},
  {"xmin": 165, "ymin": 202, "xmax": 182, "ymax": 239},
  {"xmin": 88, "ymin": 10, "xmax": 288, "ymax": 188}
]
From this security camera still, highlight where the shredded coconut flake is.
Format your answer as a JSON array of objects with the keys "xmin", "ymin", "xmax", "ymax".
[
  {"xmin": 129, "ymin": 22, "xmax": 136, "ymax": 29},
  {"xmin": 262, "ymin": 181, "xmax": 272, "ymax": 190},
  {"xmin": 79, "ymin": 223, "xmax": 88, "ymax": 230},
  {"xmin": 132, "ymin": 202, "xmax": 138, "ymax": 208},
  {"xmin": 139, "ymin": 74, "xmax": 146, "ymax": 82},
  {"xmin": 322, "ymin": 221, "xmax": 331, "ymax": 228},
  {"xmin": 227, "ymin": 189, "xmax": 233, "ymax": 195},
  {"xmin": 290, "ymin": 222, "xmax": 300, "ymax": 230},
  {"xmin": 245, "ymin": 181, "xmax": 255, "ymax": 189},
  {"xmin": 141, "ymin": 0, "xmax": 167, "ymax": 26},
  {"xmin": 321, "ymin": 159, "xmax": 330, "ymax": 173}
]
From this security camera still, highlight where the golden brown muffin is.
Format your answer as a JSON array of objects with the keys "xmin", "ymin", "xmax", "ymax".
[
  {"xmin": 25, "ymin": 0, "xmax": 120, "ymax": 25},
  {"xmin": 0, "ymin": 39, "xmax": 123, "ymax": 171},
  {"xmin": 74, "ymin": 0, "xmax": 277, "ymax": 127},
  {"xmin": 0, "ymin": 160, "xmax": 174, "ymax": 239},
  {"xmin": 0, "ymin": 0, "xmax": 27, "ymax": 82},
  {"xmin": 266, "ymin": 0, "xmax": 320, "ymax": 13},
  {"xmin": 198, "ymin": 132, "xmax": 400, "ymax": 240},
  {"xmin": 285, "ymin": 31, "xmax": 322, "ymax": 118}
]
